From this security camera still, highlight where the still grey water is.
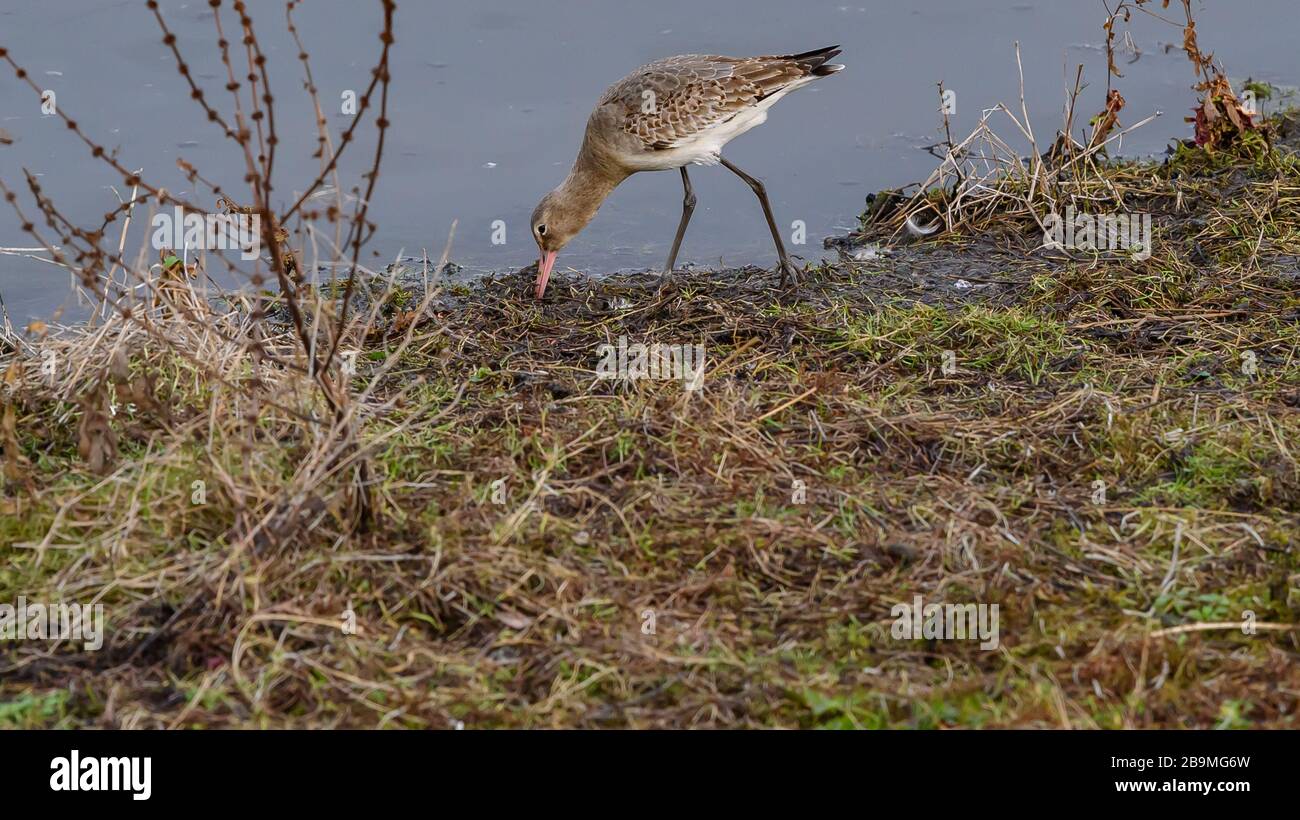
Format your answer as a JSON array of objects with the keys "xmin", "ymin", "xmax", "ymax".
[{"xmin": 1, "ymin": 0, "xmax": 1297, "ymax": 320}]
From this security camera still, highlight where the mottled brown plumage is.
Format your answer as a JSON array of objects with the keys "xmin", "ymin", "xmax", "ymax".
[
  {"xmin": 529, "ymin": 46, "xmax": 843, "ymax": 299},
  {"xmin": 602, "ymin": 50, "xmax": 839, "ymax": 152}
]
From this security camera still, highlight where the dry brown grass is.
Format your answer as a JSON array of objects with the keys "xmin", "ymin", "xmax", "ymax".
[{"xmin": 3, "ymin": 193, "xmax": 1299, "ymax": 727}]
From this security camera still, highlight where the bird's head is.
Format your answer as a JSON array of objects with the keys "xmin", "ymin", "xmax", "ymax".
[{"xmin": 529, "ymin": 188, "xmax": 594, "ymax": 299}]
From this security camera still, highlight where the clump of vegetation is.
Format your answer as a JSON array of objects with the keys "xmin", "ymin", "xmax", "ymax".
[{"xmin": 854, "ymin": 0, "xmax": 1283, "ymax": 252}]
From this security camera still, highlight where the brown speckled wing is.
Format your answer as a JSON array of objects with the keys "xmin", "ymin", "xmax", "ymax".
[{"xmin": 599, "ymin": 55, "xmax": 812, "ymax": 151}]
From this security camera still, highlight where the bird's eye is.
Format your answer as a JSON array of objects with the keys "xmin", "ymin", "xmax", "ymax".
[{"xmin": 536, "ymin": 224, "xmax": 547, "ymax": 236}]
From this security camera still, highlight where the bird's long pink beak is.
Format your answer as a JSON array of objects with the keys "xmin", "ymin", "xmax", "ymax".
[{"xmin": 535, "ymin": 250, "xmax": 557, "ymax": 300}]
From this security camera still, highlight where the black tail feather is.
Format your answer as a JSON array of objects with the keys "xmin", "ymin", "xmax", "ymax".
[{"xmin": 786, "ymin": 45, "xmax": 843, "ymax": 75}]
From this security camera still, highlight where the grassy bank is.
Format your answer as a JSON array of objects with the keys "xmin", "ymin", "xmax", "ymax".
[{"xmin": 3, "ymin": 110, "xmax": 1299, "ymax": 728}]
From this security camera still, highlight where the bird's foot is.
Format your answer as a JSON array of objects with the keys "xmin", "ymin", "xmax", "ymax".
[
  {"xmin": 777, "ymin": 258, "xmax": 802, "ymax": 288},
  {"xmin": 657, "ymin": 267, "xmax": 674, "ymax": 296}
]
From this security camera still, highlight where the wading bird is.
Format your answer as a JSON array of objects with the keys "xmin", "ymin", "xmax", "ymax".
[{"xmin": 529, "ymin": 46, "xmax": 844, "ymax": 299}]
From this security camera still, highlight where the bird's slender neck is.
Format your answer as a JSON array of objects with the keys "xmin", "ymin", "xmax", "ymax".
[{"xmin": 553, "ymin": 139, "xmax": 629, "ymax": 222}]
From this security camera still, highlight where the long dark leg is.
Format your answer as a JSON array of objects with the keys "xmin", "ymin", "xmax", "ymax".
[
  {"xmin": 664, "ymin": 166, "xmax": 696, "ymax": 276},
  {"xmin": 720, "ymin": 156, "xmax": 798, "ymax": 286}
]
